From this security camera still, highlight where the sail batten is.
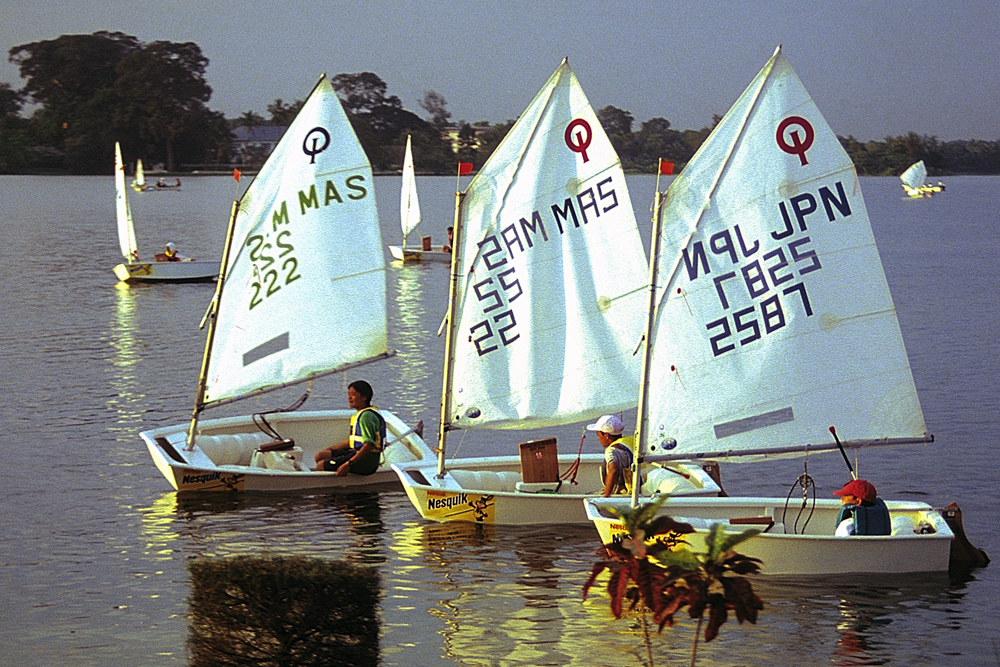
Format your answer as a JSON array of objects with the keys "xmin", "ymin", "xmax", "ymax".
[
  {"xmin": 443, "ymin": 60, "xmax": 649, "ymax": 431},
  {"xmin": 202, "ymin": 75, "xmax": 387, "ymax": 406},
  {"xmin": 642, "ymin": 49, "xmax": 928, "ymax": 461}
]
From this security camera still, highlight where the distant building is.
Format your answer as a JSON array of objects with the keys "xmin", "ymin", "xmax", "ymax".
[{"xmin": 232, "ymin": 125, "xmax": 286, "ymax": 167}]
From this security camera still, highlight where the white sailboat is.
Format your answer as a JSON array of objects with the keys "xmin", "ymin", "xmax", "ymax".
[
  {"xmin": 131, "ymin": 157, "xmax": 148, "ymax": 191},
  {"xmin": 585, "ymin": 47, "xmax": 980, "ymax": 575},
  {"xmin": 141, "ymin": 76, "xmax": 434, "ymax": 492},
  {"xmin": 391, "ymin": 60, "xmax": 720, "ymax": 525},
  {"xmin": 388, "ymin": 135, "xmax": 450, "ymax": 263},
  {"xmin": 900, "ymin": 160, "xmax": 944, "ymax": 198},
  {"xmin": 112, "ymin": 142, "xmax": 218, "ymax": 283}
]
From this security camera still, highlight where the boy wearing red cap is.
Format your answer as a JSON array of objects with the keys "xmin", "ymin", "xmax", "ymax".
[{"xmin": 834, "ymin": 479, "xmax": 891, "ymax": 536}]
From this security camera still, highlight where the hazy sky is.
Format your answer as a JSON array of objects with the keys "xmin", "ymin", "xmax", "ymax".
[{"xmin": 2, "ymin": 0, "xmax": 997, "ymax": 141}]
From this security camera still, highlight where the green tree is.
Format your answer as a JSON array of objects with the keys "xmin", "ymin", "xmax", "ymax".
[
  {"xmin": 267, "ymin": 98, "xmax": 303, "ymax": 125},
  {"xmin": 114, "ymin": 40, "xmax": 218, "ymax": 171},
  {"xmin": 420, "ymin": 90, "xmax": 452, "ymax": 130},
  {"xmin": 0, "ymin": 82, "xmax": 30, "ymax": 172},
  {"xmin": 9, "ymin": 31, "xmax": 141, "ymax": 172},
  {"xmin": 331, "ymin": 72, "xmax": 401, "ymax": 115},
  {"xmin": 635, "ymin": 117, "xmax": 688, "ymax": 172},
  {"xmin": 597, "ymin": 104, "xmax": 636, "ymax": 166},
  {"xmin": 233, "ymin": 110, "xmax": 265, "ymax": 129}
]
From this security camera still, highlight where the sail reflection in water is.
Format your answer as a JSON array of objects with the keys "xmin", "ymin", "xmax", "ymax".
[{"xmin": 107, "ymin": 282, "xmax": 144, "ymax": 441}]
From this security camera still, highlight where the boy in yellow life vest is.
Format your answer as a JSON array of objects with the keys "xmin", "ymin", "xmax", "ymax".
[
  {"xmin": 314, "ymin": 380, "xmax": 386, "ymax": 476},
  {"xmin": 586, "ymin": 414, "xmax": 635, "ymax": 497}
]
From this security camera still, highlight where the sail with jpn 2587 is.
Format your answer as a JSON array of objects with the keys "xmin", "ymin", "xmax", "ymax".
[{"xmin": 639, "ymin": 47, "xmax": 928, "ymax": 463}]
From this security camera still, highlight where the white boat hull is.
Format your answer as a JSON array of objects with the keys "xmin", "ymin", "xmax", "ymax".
[
  {"xmin": 388, "ymin": 245, "xmax": 452, "ymax": 263},
  {"xmin": 113, "ymin": 260, "xmax": 218, "ymax": 283},
  {"xmin": 392, "ymin": 456, "xmax": 722, "ymax": 525},
  {"xmin": 584, "ymin": 496, "xmax": 955, "ymax": 576},
  {"xmin": 141, "ymin": 409, "xmax": 435, "ymax": 492}
]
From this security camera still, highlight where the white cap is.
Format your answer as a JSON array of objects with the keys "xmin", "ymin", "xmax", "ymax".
[
  {"xmin": 166, "ymin": 242, "xmax": 177, "ymax": 251},
  {"xmin": 586, "ymin": 414, "xmax": 624, "ymax": 435}
]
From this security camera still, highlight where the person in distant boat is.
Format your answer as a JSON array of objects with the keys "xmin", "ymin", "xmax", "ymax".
[
  {"xmin": 587, "ymin": 414, "xmax": 634, "ymax": 497},
  {"xmin": 833, "ymin": 479, "xmax": 891, "ymax": 536},
  {"xmin": 157, "ymin": 241, "xmax": 188, "ymax": 262},
  {"xmin": 314, "ymin": 380, "xmax": 385, "ymax": 476},
  {"xmin": 156, "ymin": 178, "xmax": 167, "ymax": 188},
  {"xmin": 443, "ymin": 226, "xmax": 454, "ymax": 253}
]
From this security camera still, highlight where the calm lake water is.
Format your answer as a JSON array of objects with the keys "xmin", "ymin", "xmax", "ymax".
[{"xmin": 1, "ymin": 173, "xmax": 998, "ymax": 666}]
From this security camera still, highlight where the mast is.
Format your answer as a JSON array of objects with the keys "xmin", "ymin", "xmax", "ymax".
[
  {"xmin": 630, "ymin": 50, "xmax": 781, "ymax": 503},
  {"xmin": 436, "ymin": 185, "xmax": 466, "ymax": 477},
  {"xmin": 631, "ymin": 172, "xmax": 668, "ymax": 507},
  {"xmin": 185, "ymin": 197, "xmax": 242, "ymax": 449}
]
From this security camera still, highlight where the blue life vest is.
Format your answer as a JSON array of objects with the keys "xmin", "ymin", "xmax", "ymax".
[{"xmin": 835, "ymin": 498, "xmax": 891, "ymax": 535}]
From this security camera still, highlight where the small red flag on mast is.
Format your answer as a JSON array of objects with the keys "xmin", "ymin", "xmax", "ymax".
[
  {"xmin": 233, "ymin": 168, "xmax": 242, "ymax": 181},
  {"xmin": 659, "ymin": 160, "xmax": 674, "ymax": 175},
  {"xmin": 458, "ymin": 162, "xmax": 473, "ymax": 175}
]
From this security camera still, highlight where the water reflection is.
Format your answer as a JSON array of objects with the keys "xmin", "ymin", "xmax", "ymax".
[
  {"xmin": 747, "ymin": 573, "xmax": 969, "ymax": 666},
  {"xmin": 107, "ymin": 282, "xmax": 145, "ymax": 444},
  {"xmin": 138, "ymin": 491, "xmax": 390, "ymax": 562},
  {"xmin": 386, "ymin": 262, "xmax": 440, "ymax": 423},
  {"xmin": 388, "ymin": 522, "xmax": 645, "ymax": 666}
]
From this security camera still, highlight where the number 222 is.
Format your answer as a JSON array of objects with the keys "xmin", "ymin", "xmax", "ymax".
[{"xmin": 246, "ymin": 231, "xmax": 301, "ymax": 310}]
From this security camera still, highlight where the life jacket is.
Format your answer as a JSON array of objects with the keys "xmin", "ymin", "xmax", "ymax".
[
  {"xmin": 835, "ymin": 498, "xmax": 891, "ymax": 536},
  {"xmin": 348, "ymin": 407, "xmax": 385, "ymax": 453},
  {"xmin": 602, "ymin": 437, "xmax": 636, "ymax": 495}
]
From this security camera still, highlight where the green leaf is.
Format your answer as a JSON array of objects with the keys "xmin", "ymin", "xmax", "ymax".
[
  {"xmin": 717, "ymin": 528, "xmax": 762, "ymax": 555},
  {"xmin": 650, "ymin": 547, "xmax": 701, "ymax": 570}
]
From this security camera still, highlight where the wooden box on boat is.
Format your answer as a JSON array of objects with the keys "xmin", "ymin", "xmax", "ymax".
[{"xmin": 519, "ymin": 438, "xmax": 559, "ymax": 483}]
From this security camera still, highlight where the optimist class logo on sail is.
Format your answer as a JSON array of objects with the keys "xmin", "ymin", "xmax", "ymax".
[
  {"xmin": 680, "ymin": 115, "xmax": 856, "ymax": 357},
  {"xmin": 243, "ymin": 127, "xmax": 369, "ymax": 311},
  {"xmin": 465, "ymin": 118, "xmax": 620, "ymax": 357}
]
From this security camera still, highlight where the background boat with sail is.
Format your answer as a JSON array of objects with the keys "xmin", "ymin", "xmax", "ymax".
[
  {"xmin": 388, "ymin": 135, "xmax": 451, "ymax": 263},
  {"xmin": 900, "ymin": 159, "xmax": 945, "ymax": 198},
  {"xmin": 585, "ymin": 47, "xmax": 985, "ymax": 575},
  {"xmin": 141, "ymin": 75, "xmax": 434, "ymax": 492},
  {"xmin": 112, "ymin": 141, "xmax": 218, "ymax": 283},
  {"xmin": 392, "ymin": 60, "xmax": 719, "ymax": 526}
]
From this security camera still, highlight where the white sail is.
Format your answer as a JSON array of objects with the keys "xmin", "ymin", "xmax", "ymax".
[
  {"xmin": 203, "ymin": 75, "xmax": 387, "ymax": 405},
  {"xmin": 114, "ymin": 142, "xmax": 139, "ymax": 261},
  {"xmin": 134, "ymin": 159, "xmax": 146, "ymax": 189},
  {"xmin": 400, "ymin": 134, "xmax": 421, "ymax": 243},
  {"xmin": 445, "ymin": 59, "xmax": 649, "ymax": 430},
  {"xmin": 900, "ymin": 160, "xmax": 927, "ymax": 191},
  {"xmin": 642, "ymin": 47, "xmax": 927, "ymax": 460}
]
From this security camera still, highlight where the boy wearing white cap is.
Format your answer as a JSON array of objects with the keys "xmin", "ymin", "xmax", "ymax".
[{"xmin": 586, "ymin": 414, "xmax": 633, "ymax": 497}]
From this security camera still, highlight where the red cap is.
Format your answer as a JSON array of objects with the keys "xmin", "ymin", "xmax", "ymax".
[{"xmin": 833, "ymin": 479, "xmax": 877, "ymax": 503}]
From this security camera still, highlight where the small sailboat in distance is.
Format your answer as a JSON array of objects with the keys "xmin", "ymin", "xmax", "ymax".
[
  {"xmin": 900, "ymin": 160, "xmax": 945, "ymax": 198},
  {"xmin": 131, "ymin": 158, "xmax": 149, "ymax": 192},
  {"xmin": 112, "ymin": 142, "xmax": 218, "ymax": 283},
  {"xmin": 388, "ymin": 135, "xmax": 451, "ymax": 263}
]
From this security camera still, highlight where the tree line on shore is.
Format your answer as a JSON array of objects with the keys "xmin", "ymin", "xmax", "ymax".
[{"xmin": 2, "ymin": 31, "xmax": 998, "ymax": 177}]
